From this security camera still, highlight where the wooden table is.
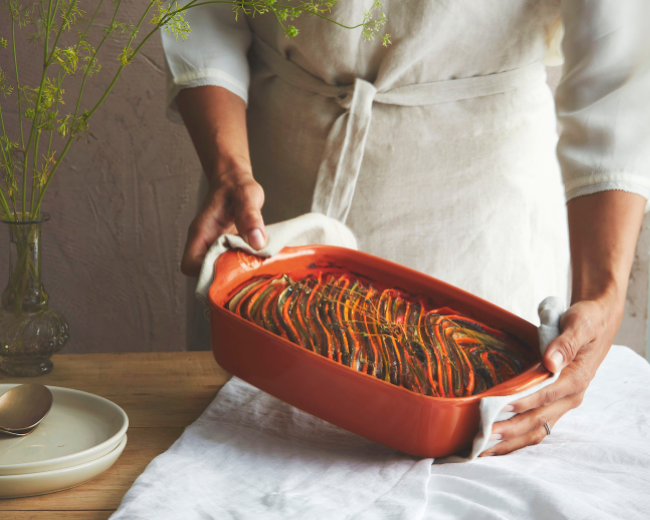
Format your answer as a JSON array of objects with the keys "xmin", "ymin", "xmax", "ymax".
[{"xmin": 0, "ymin": 352, "xmax": 231, "ymax": 520}]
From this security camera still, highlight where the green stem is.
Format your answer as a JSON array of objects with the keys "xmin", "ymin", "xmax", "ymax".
[
  {"xmin": 59, "ymin": 0, "xmax": 106, "ymax": 80},
  {"xmin": 9, "ymin": 6, "xmax": 24, "ymax": 150},
  {"xmin": 9, "ymin": 5, "xmax": 29, "ymax": 220},
  {"xmin": 5, "ymin": 225, "xmax": 44, "ymax": 314},
  {"xmin": 20, "ymin": 139, "xmax": 28, "ymax": 220},
  {"xmin": 44, "ymin": 69, "xmax": 64, "ymax": 176},
  {"xmin": 73, "ymin": 0, "xmax": 124, "ymax": 119},
  {"xmin": 162, "ymin": 1, "xmax": 364, "ymax": 31},
  {"xmin": 16, "ymin": 237, "xmax": 32, "ymax": 311},
  {"xmin": 33, "ymin": 132, "xmax": 72, "ymax": 215},
  {"xmin": 32, "ymin": 0, "xmax": 61, "ymax": 220},
  {"xmin": 33, "ymin": 0, "xmax": 124, "ymax": 217},
  {"xmin": 0, "ymin": 191, "xmax": 11, "ymax": 221},
  {"xmin": 131, "ymin": 0, "xmax": 156, "ymax": 41},
  {"xmin": 35, "ymin": 0, "xmax": 369, "ymax": 215},
  {"xmin": 0, "ymin": 102, "xmax": 12, "ymax": 221},
  {"xmin": 0, "ymin": 99, "xmax": 18, "ymax": 219},
  {"xmin": 45, "ymin": 0, "xmax": 70, "ymax": 64},
  {"xmin": 271, "ymin": 5, "xmax": 289, "ymax": 33},
  {"xmin": 89, "ymin": 0, "xmax": 328, "ymax": 122},
  {"xmin": 39, "ymin": 0, "xmax": 106, "ymax": 191},
  {"xmin": 83, "ymin": 0, "xmax": 106, "ymax": 32},
  {"xmin": 22, "ymin": 0, "xmax": 71, "ymax": 219},
  {"xmin": 30, "ymin": 120, "xmax": 42, "ymax": 216},
  {"xmin": 84, "ymin": 1, "xmax": 160, "ymax": 120},
  {"xmin": 44, "ymin": 0, "xmax": 53, "ymax": 65},
  {"xmin": 0, "ymin": 103, "xmax": 13, "ymax": 181},
  {"xmin": 49, "ymin": 0, "xmax": 61, "ymax": 26},
  {"xmin": 35, "ymin": 0, "xmax": 151, "ymax": 215}
]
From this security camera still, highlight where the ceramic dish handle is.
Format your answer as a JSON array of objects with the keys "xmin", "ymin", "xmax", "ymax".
[{"xmin": 214, "ymin": 250, "xmax": 266, "ymax": 290}]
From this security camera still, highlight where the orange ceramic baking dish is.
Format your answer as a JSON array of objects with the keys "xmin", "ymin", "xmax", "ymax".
[{"xmin": 208, "ymin": 245, "xmax": 550, "ymax": 458}]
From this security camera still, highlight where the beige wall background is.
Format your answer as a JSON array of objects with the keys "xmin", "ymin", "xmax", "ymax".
[
  {"xmin": 1, "ymin": 3, "xmax": 203, "ymax": 353},
  {"xmin": 0, "ymin": 15, "xmax": 647, "ymax": 357}
]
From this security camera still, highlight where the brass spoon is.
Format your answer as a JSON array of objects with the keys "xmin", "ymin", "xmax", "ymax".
[
  {"xmin": 0, "ymin": 384, "xmax": 53, "ymax": 433},
  {"xmin": 0, "ymin": 425, "xmax": 37, "ymax": 437}
]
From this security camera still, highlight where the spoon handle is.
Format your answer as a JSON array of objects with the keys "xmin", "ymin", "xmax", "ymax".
[{"xmin": 0, "ymin": 426, "xmax": 36, "ymax": 437}]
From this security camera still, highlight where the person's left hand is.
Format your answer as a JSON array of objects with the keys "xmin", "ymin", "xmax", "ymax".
[{"xmin": 479, "ymin": 294, "xmax": 622, "ymax": 456}]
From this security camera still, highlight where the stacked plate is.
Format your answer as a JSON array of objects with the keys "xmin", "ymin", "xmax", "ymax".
[{"xmin": 0, "ymin": 384, "xmax": 129, "ymax": 498}]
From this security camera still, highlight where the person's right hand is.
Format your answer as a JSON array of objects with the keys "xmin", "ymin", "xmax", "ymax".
[{"xmin": 180, "ymin": 169, "xmax": 266, "ymax": 277}]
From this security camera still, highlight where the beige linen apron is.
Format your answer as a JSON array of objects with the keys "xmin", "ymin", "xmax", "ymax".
[
  {"xmin": 189, "ymin": 1, "xmax": 569, "ymax": 348},
  {"xmin": 184, "ymin": 0, "xmax": 569, "ymax": 345},
  {"xmin": 240, "ymin": 0, "xmax": 569, "ymax": 326}
]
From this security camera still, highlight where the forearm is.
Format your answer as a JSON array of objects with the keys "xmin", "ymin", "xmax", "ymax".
[
  {"xmin": 567, "ymin": 191, "xmax": 645, "ymax": 310},
  {"xmin": 177, "ymin": 86, "xmax": 266, "ymax": 273},
  {"xmin": 484, "ymin": 191, "xmax": 646, "ymax": 456},
  {"xmin": 176, "ymin": 86, "xmax": 251, "ymax": 184}
]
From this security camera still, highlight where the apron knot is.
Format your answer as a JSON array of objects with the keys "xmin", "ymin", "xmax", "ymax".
[
  {"xmin": 253, "ymin": 36, "xmax": 546, "ymax": 225},
  {"xmin": 313, "ymin": 78, "xmax": 378, "ymax": 222},
  {"xmin": 335, "ymin": 79, "xmax": 376, "ymax": 109}
]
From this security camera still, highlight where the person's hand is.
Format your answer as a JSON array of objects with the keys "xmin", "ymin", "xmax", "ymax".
[
  {"xmin": 175, "ymin": 85, "xmax": 260, "ymax": 277},
  {"xmin": 480, "ymin": 292, "xmax": 623, "ymax": 457},
  {"xmin": 180, "ymin": 169, "xmax": 266, "ymax": 277},
  {"xmin": 479, "ymin": 190, "xmax": 645, "ymax": 457}
]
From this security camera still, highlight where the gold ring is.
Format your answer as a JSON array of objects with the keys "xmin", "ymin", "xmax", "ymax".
[{"xmin": 544, "ymin": 422, "xmax": 551, "ymax": 436}]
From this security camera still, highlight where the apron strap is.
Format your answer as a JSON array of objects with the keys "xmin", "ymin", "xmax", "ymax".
[
  {"xmin": 312, "ymin": 79, "xmax": 377, "ymax": 222},
  {"xmin": 253, "ymin": 38, "xmax": 546, "ymax": 224}
]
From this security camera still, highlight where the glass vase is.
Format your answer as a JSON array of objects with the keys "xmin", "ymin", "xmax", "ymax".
[{"xmin": 0, "ymin": 213, "xmax": 69, "ymax": 376}]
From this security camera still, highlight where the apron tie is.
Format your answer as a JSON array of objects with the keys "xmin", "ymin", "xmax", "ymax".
[
  {"xmin": 253, "ymin": 37, "xmax": 546, "ymax": 224},
  {"xmin": 313, "ymin": 79, "xmax": 377, "ymax": 222}
]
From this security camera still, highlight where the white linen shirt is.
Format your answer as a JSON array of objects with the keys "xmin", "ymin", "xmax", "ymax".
[{"xmin": 161, "ymin": 0, "xmax": 650, "ymax": 208}]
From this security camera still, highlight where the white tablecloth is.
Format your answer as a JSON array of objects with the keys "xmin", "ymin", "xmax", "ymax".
[{"xmin": 111, "ymin": 345, "xmax": 650, "ymax": 519}]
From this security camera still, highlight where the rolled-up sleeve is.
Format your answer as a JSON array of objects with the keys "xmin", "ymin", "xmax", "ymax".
[
  {"xmin": 160, "ymin": 2, "xmax": 252, "ymax": 124},
  {"xmin": 556, "ymin": 0, "xmax": 650, "ymax": 210}
]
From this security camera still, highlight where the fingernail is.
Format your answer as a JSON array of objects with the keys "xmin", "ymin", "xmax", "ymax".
[
  {"xmin": 550, "ymin": 351, "xmax": 564, "ymax": 370},
  {"xmin": 481, "ymin": 452, "xmax": 495, "ymax": 457},
  {"xmin": 489, "ymin": 433, "xmax": 502, "ymax": 441},
  {"xmin": 501, "ymin": 404, "xmax": 514, "ymax": 413},
  {"xmin": 248, "ymin": 229, "xmax": 266, "ymax": 250}
]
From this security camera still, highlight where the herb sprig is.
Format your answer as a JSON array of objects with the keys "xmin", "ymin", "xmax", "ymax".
[{"xmin": 0, "ymin": 0, "xmax": 389, "ymax": 222}]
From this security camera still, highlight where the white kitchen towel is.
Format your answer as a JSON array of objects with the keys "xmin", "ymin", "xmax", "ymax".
[
  {"xmin": 443, "ymin": 296, "xmax": 564, "ymax": 462},
  {"xmin": 195, "ymin": 212, "xmax": 358, "ymax": 302},
  {"xmin": 194, "ymin": 213, "xmax": 562, "ymax": 462},
  {"xmin": 110, "ymin": 345, "xmax": 650, "ymax": 520}
]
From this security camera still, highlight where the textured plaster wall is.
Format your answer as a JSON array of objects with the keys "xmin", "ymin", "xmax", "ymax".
[
  {"xmin": 615, "ymin": 216, "xmax": 650, "ymax": 357},
  {"xmin": 0, "ymin": 2, "xmax": 202, "ymax": 352},
  {"xmin": 0, "ymin": 23, "xmax": 646, "ymax": 356}
]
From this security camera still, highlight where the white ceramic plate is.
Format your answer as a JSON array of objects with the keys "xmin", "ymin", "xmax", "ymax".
[
  {"xmin": 0, "ymin": 434, "xmax": 127, "ymax": 498},
  {"xmin": 0, "ymin": 385, "xmax": 128, "ymax": 476}
]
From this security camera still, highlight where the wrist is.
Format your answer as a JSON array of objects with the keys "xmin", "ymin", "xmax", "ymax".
[
  {"xmin": 207, "ymin": 156, "xmax": 253, "ymax": 189},
  {"xmin": 570, "ymin": 272, "xmax": 626, "ymax": 309},
  {"xmin": 566, "ymin": 190, "xmax": 645, "ymax": 311},
  {"xmin": 569, "ymin": 281, "xmax": 627, "ymax": 339}
]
